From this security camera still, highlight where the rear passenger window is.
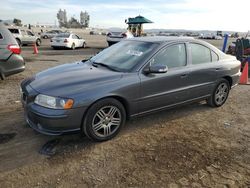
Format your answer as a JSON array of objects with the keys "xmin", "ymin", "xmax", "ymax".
[
  {"xmin": 190, "ymin": 43, "xmax": 211, "ymax": 64},
  {"xmin": 211, "ymin": 50, "xmax": 219, "ymax": 62},
  {"xmin": 152, "ymin": 43, "xmax": 187, "ymax": 69},
  {"xmin": 0, "ymin": 33, "xmax": 3, "ymax": 39}
]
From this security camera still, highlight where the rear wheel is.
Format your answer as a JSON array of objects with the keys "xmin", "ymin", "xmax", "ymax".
[
  {"xmin": 36, "ymin": 39, "xmax": 41, "ymax": 46},
  {"xmin": 82, "ymin": 42, "xmax": 86, "ymax": 48},
  {"xmin": 71, "ymin": 43, "xmax": 75, "ymax": 50},
  {"xmin": 207, "ymin": 79, "xmax": 230, "ymax": 107},
  {"xmin": 16, "ymin": 38, "xmax": 21, "ymax": 46},
  {"xmin": 82, "ymin": 98, "xmax": 126, "ymax": 142},
  {"xmin": 43, "ymin": 35, "xmax": 48, "ymax": 39}
]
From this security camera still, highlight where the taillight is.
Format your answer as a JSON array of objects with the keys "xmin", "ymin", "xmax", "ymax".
[
  {"xmin": 107, "ymin": 33, "xmax": 111, "ymax": 37},
  {"xmin": 122, "ymin": 33, "xmax": 127, "ymax": 38},
  {"xmin": 8, "ymin": 44, "xmax": 21, "ymax": 54},
  {"xmin": 64, "ymin": 39, "xmax": 68, "ymax": 43}
]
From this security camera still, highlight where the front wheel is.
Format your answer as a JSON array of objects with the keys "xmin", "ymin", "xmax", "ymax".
[
  {"xmin": 82, "ymin": 98, "xmax": 126, "ymax": 142},
  {"xmin": 207, "ymin": 79, "xmax": 230, "ymax": 107}
]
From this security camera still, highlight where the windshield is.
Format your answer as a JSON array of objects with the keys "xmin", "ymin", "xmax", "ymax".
[{"xmin": 90, "ymin": 40, "xmax": 158, "ymax": 72}]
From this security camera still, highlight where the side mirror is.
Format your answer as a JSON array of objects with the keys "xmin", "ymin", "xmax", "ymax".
[{"xmin": 144, "ymin": 65, "xmax": 168, "ymax": 74}]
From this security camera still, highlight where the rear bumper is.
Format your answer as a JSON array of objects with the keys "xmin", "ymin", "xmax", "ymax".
[
  {"xmin": 51, "ymin": 42, "xmax": 71, "ymax": 48},
  {"xmin": 0, "ymin": 54, "xmax": 25, "ymax": 77},
  {"xmin": 107, "ymin": 37, "xmax": 123, "ymax": 43},
  {"xmin": 231, "ymin": 71, "xmax": 241, "ymax": 88}
]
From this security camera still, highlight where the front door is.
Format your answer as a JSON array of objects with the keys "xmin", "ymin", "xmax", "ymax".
[{"xmin": 138, "ymin": 43, "xmax": 191, "ymax": 113}]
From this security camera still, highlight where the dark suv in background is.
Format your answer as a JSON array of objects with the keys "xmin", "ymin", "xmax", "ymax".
[{"xmin": 0, "ymin": 23, "xmax": 25, "ymax": 79}]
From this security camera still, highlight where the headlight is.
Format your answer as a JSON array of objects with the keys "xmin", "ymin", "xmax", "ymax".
[{"xmin": 34, "ymin": 94, "xmax": 74, "ymax": 109}]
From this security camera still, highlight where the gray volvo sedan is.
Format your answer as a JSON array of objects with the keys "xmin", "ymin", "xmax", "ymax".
[{"xmin": 21, "ymin": 37, "xmax": 241, "ymax": 141}]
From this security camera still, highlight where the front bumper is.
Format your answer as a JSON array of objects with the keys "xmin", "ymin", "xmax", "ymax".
[{"xmin": 21, "ymin": 84, "xmax": 87, "ymax": 135}]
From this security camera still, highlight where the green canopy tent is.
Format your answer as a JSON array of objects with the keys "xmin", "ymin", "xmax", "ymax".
[{"xmin": 126, "ymin": 15, "xmax": 153, "ymax": 37}]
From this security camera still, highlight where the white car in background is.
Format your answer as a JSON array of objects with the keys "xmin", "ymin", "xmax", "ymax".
[
  {"xmin": 51, "ymin": 33, "xmax": 86, "ymax": 50},
  {"xmin": 106, "ymin": 30, "xmax": 134, "ymax": 46}
]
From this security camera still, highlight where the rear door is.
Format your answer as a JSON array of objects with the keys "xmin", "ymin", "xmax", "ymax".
[
  {"xmin": 72, "ymin": 34, "xmax": 80, "ymax": 47},
  {"xmin": 138, "ymin": 43, "xmax": 192, "ymax": 113},
  {"xmin": 186, "ymin": 42, "xmax": 219, "ymax": 99}
]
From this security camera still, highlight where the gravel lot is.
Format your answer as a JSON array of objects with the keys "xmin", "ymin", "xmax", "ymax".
[{"xmin": 0, "ymin": 35, "xmax": 249, "ymax": 187}]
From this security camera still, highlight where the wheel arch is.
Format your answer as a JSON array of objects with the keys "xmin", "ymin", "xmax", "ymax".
[
  {"xmin": 80, "ymin": 95, "xmax": 130, "ymax": 130},
  {"xmin": 222, "ymin": 76, "xmax": 232, "ymax": 88}
]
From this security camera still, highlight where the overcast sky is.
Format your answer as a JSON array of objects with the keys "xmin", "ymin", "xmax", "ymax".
[{"xmin": 0, "ymin": 0, "xmax": 249, "ymax": 31}]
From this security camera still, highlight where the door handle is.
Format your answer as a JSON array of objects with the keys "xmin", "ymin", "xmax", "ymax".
[
  {"xmin": 215, "ymin": 68, "xmax": 221, "ymax": 71},
  {"xmin": 180, "ymin": 74, "xmax": 188, "ymax": 78}
]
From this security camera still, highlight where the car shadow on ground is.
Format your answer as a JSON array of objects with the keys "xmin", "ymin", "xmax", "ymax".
[{"xmin": 40, "ymin": 101, "xmax": 211, "ymax": 157}]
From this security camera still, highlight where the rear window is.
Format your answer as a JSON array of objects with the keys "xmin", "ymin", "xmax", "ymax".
[
  {"xmin": 8, "ymin": 28, "xmax": 19, "ymax": 34},
  {"xmin": 0, "ymin": 33, "xmax": 3, "ymax": 39},
  {"xmin": 56, "ymin": 33, "xmax": 70, "ymax": 38}
]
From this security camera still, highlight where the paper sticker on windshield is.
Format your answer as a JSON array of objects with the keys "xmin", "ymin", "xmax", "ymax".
[{"xmin": 126, "ymin": 50, "xmax": 143, "ymax": 56}]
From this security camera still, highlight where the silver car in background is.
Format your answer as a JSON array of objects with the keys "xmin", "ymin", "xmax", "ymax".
[
  {"xmin": 40, "ymin": 30, "xmax": 63, "ymax": 39},
  {"xmin": 8, "ymin": 28, "xmax": 41, "ymax": 46},
  {"xmin": 106, "ymin": 29, "xmax": 134, "ymax": 46}
]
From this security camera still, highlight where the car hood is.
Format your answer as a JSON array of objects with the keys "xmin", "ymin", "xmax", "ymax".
[{"xmin": 29, "ymin": 61, "xmax": 123, "ymax": 97}]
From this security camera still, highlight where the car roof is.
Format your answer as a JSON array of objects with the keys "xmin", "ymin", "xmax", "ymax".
[
  {"xmin": 127, "ymin": 36, "xmax": 228, "ymax": 59},
  {"xmin": 127, "ymin": 36, "xmax": 198, "ymax": 43}
]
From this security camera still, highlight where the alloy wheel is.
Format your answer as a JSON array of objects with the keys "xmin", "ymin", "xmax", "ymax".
[
  {"xmin": 214, "ymin": 83, "xmax": 229, "ymax": 105},
  {"xmin": 92, "ymin": 106, "xmax": 121, "ymax": 138}
]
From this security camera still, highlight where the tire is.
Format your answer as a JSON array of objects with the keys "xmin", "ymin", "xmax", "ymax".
[
  {"xmin": 108, "ymin": 42, "xmax": 112, "ymax": 46},
  {"xmin": 71, "ymin": 43, "xmax": 75, "ymax": 50},
  {"xmin": 43, "ymin": 35, "xmax": 48, "ymax": 39},
  {"xmin": 82, "ymin": 98, "xmax": 126, "ymax": 142},
  {"xmin": 207, "ymin": 78, "xmax": 230, "ymax": 107},
  {"xmin": 16, "ymin": 38, "xmax": 21, "ymax": 46},
  {"xmin": 36, "ymin": 39, "xmax": 41, "ymax": 46},
  {"xmin": 82, "ymin": 42, "xmax": 86, "ymax": 48}
]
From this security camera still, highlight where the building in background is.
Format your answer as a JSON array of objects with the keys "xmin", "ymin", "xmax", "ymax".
[
  {"xmin": 80, "ymin": 11, "xmax": 90, "ymax": 28},
  {"xmin": 57, "ymin": 9, "xmax": 67, "ymax": 28}
]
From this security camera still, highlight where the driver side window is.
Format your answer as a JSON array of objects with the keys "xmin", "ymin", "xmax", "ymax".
[{"xmin": 151, "ymin": 43, "xmax": 187, "ymax": 69}]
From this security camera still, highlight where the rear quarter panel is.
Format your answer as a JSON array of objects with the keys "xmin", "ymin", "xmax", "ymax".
[{"xmin": 216, "ymin": 55, "xmax": 241, "ymax": 86}]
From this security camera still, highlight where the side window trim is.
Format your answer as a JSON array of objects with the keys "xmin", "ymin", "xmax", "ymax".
[
  {"xmin": 211, "ymin": 49, "xmax": 219, "ymax": 62},
  {"xmin": 149, "ymin": 42, "xmax": 188, "ymax": 70},
  {"xmin": 189, "ymin": 42, "xmax": 213, "ymax": 65}
]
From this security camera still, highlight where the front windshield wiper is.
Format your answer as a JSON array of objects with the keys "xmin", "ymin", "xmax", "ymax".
[{"xmin": 92, "ymin": 62, "xmax": 120, "ymax": 72}]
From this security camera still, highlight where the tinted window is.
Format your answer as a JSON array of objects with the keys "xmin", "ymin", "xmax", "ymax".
[
  {"xmin": 211, "ymin": 50, "xmax": 219, "ymax": 62},
  {"xmin": 151, "ymin": 44, "xmax": 187, "ymax": 69},
  {"xmin": 190, "ymin": 43, "xmax": 211, "ymax": 64},
  {"xmin": 8, "ymin": 29, "xmax": 19, "ymax": 34},
  {"xmin": 0, "ymin": 33, "xmax": 3, "ymax": 39}
]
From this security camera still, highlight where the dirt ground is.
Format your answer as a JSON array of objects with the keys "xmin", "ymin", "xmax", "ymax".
[{"xmin": 0, "ymin": 35, "xmax": 250, "ymax": 188}]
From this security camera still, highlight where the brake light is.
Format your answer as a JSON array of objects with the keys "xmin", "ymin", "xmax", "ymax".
[
  {"xmin": 64, "ymin": 39, "xmax": 68, "ymax": 43},
  {"xmin": 107, "ymin": 33, "xmax": 111, "ymax": 37},
  {"xmin": 8, "ymin": 45, "xmax": 21, "ymax": 54},
  {"xmin": 122, "ymin": 33, "xmax": 127, "ymax": 38}
]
